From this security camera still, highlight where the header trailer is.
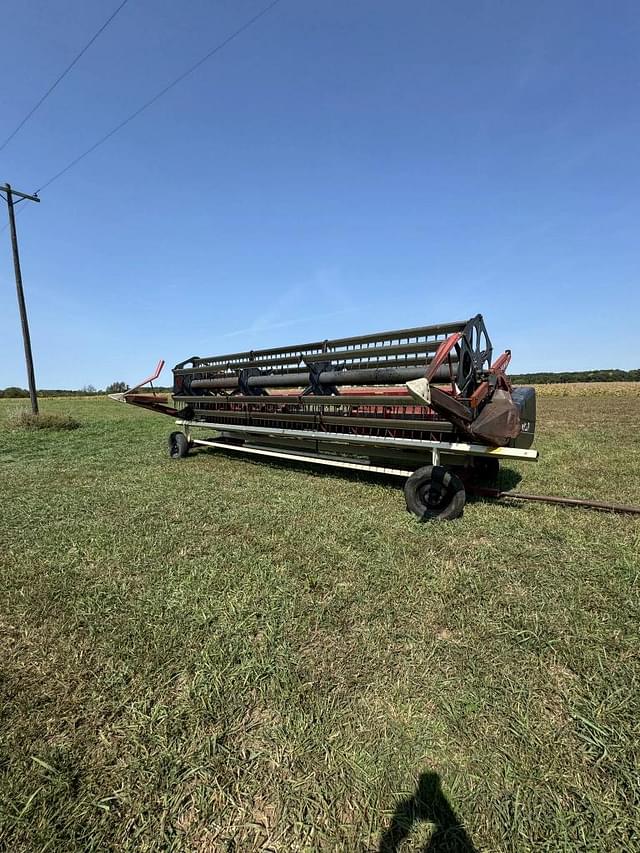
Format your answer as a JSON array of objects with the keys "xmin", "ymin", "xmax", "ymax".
[{"xmin": 113, "ymin": 314, "xmax": 537, "ymax": 520}]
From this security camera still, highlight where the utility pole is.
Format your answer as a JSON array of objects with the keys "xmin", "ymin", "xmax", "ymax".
[{"xmin": 1, "ymin": 183, "xmax": 40, "ymax": 415}]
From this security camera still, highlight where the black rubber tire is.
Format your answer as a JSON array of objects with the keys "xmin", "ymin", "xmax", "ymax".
[
  {"xmin": 168, "ymin": 431, "xmax": 189, "ymax": 459},
  {"xmin": 404, "ymin": 465, "xmax": 466, "ymax": 521}
]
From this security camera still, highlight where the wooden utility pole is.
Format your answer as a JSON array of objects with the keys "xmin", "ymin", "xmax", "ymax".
[{"xmin": 1, "ymin": 183, "xmax": 40, "ymax": 415}]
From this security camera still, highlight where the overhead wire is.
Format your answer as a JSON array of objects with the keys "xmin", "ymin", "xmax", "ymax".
[
  {"xmin": 0, "ymin": 0, "xmax": 130, "ymax": 153},
  {"xmin": 1, "ymin": 0, "xmax": 282, "ymax": 235},
  {"xmin": 36, "ymin": 0, "xmax": 283, "ymax": 194}
]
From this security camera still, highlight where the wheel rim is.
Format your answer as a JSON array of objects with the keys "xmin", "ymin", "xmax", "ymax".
[
  {"xmin": 418, "ymin": 480, "xmax": 450, "ymax": 512},
  {"xmin": 418, "ymin": 474, "xmax": 453, "ymax": 513}
]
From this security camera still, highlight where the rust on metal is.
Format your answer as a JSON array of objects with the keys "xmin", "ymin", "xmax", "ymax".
[{"xmin": 474, "ymin": 488, "xmax": 640, "ymax": 516}]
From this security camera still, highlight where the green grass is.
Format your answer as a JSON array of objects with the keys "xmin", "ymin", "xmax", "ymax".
[{"xmin": 0, "ymin": 393, "xmax": 638, "ymax": 852}]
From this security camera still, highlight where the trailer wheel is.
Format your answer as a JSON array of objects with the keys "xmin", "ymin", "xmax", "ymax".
[
  {"xmin": 168, "ymin": 431, "xmax": 189, "ymax": 459},
  {"xmin": 404, "ymin": 465, "xmax": 466, "ymax": 521}
]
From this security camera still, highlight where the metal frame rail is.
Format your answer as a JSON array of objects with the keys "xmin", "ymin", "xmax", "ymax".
[{"xmin": 176, "ymin": 418, "xmax": 538, "ymax": 470}]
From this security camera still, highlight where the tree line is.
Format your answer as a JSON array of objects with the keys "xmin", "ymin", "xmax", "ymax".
[
  {"xmin": 511, "ymin": 369, "xmax": 639, "ymax": 384},
  {"xmin": 0, "ymin": 382, "xmax": 130, "ymax": 398}
]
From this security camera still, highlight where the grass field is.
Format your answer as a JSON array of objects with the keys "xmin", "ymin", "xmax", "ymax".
[{"xmin": 1, "ymin": 387, "xmax": 639, "ymax": 852}]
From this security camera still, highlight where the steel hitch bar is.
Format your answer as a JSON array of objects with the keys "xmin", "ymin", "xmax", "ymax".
[{"xmin": 472, "ymin": 487, "xmax": 640, "ymax": 516}]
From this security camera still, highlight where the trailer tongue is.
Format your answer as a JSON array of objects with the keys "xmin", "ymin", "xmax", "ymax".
[{"xmin": 112, "ymin": 314, "xmax": 539, "ymax": 520}]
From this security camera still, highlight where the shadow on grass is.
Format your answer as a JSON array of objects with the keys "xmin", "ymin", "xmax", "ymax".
[
  {"xmin": 188, "ymin": 443, "xmax": 522, "ymax": 497},
  {"xmin": 496, "ymin": 467, "xmax": 521, "ymax": 491},
  {"xmin": 379, "ymin": 772, "xmax": 477, "ymax": 852}
]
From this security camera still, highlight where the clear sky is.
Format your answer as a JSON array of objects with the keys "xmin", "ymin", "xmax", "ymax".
[{"xmin": 1, "ymin": 0, "xmax": 638, "ymax": 389}]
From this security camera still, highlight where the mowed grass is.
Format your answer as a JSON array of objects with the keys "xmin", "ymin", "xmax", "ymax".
[{"xmin": 0, "ymin": 388, "xmax": 638, "ymax": 852}]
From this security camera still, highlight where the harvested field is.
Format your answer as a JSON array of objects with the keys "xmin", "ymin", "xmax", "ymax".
[{"xmin": 531, "ymin": 381, "xmax": 640, "ymax": 397}]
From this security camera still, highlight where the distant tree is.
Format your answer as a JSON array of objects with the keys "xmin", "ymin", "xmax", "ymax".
[
  {"xmin": 1, "ymin": 387, "xmax": 29, "ymax": 398},
  {"xmin": 81, "ymin": 384, "xmax": 97, "ymax": 394},
  {"xmin": 105, "ymin": 381, "xmax": 129, "ymax": 394}
]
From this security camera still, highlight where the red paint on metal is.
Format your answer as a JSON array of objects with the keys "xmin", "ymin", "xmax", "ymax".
[
  {"xmin": 425, "ymin": 333, "xmax": 462, "ymax": 383},
  {"xmin": 125, "ymin": 359, "xmax": 166, "ymax": 396},
  {"xmin": 469, "ymin": 381, "xmax": 490, "ymax": 409},
  {"xmin": 491, "ymin": 351, "xmax": 511, "ymax": 372}
]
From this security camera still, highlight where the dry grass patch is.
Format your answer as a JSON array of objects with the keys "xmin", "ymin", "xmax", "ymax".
[
  {"xmin": 534, "ymin": 381, "xmax": 640, "ymax": 397},
  {"xmin": 7, "ymin": 409, "xmax": 80, "ymax": 431}
]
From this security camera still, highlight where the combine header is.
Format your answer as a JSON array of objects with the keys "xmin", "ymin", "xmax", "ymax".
[{"xmin": 113, "ymin": 314, "xmax": 538, "ymax": 520}]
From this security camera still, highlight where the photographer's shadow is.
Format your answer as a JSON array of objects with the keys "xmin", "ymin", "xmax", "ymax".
[{"xmin": 379, "ymin": 772, "xmax": 477, "ymax": 852}]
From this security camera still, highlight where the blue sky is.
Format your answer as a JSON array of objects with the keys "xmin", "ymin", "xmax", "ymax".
[{"xmin": 1, "ymin": 0, "xmax": 638, "ymax": 388}]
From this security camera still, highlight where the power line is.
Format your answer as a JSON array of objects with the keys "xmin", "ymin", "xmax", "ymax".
[
  {"xmin": 36, "ymin": 0, "xmax": 283, "ymax": 194},
  {"xmin": 0, "ymin": 0, "xmax": 130, "ymax": 153}
]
